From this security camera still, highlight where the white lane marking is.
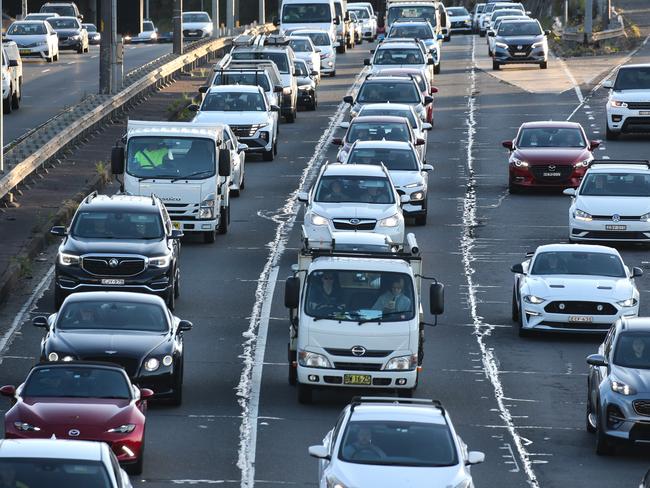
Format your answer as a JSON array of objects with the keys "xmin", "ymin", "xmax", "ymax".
[
  {"xmin": 67, "ymin": 61, "xmax": 75, "ymax": 65},
  {"xmin": 462, "ymin": 36, "xmax": 539, "ymax": 487},
  {"xmin": 0, "ymin": 266, "xmax": 55, "ymax": 359},
  {"xmin": 555, "ymin": 56, "xmax": 583, "ymax": 103},
  {"xmin": 91, "ymin": 55, "xmax": 98, "ymax": 58},
  {"xmin": 41, "ymin": 69, "xmax": 51, "ymax": 73},
  {"xmin": 236, "ymin": 70, "xmax": 368, "ymax": 488}
]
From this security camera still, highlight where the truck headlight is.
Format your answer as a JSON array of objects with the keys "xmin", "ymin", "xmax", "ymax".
[
  {"xmin": 610, "ymin": 99, "xmax": 627, "ymax": 108},
  {"xmin": 310, "ymin": 213, "xmax": 329, "ymax": 226},
  {"xmin": 199, "ymin": 194, "xmax": 216, "ymax": 219},
  {"xmin": 574, "ymin": 209, "xmax": 592, "ymax": 222},
  {"xmin": 149, "ymin": 255, "xmax": 171, "ymax": 268},
  {"xmin": 384, "ymin": 354, "xmax": 417, "ymax": 370},
  {"xmin": 611, "ymin": 379, "xmax": 636, "ymax": 395},
  {"xmin": 523, "ymin": 295, "xmax": 544, "ymax": 304},
  {"xmin": 298, "ymin": 350, "xmax": 331, "ymax": 368},
  {"xmin": 58, "ymin": 252, "xmax": 80, "ymax": 266},
  {"xmin": 378, "ymin": 214, "xmax": 400, "ymax": 227},
  {"xmin": 617, "ymin": 298, "xmax": 638, "ymax": 307}
]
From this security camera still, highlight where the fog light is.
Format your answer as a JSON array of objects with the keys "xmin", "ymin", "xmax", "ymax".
[
  {"xmin": 260, "ymin": 131, "xmax": 269, "ymax": 141},
  {"xmin": 396, "ymin": 378, "xmax": 407, "ymax": 385},
  {"xmin": 308, "ymin": 375, "xmax": 319, "ymax": 382},
  {"xmin": 201, "ymin": 224, "xmax": 212, "ymax": 229},
  {"xmin": 612, "ymin": 115, "xmax": 622, "ymax": 122}
]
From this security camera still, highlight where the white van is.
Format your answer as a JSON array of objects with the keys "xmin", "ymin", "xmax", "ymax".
[{"xmin": 280, "ymin": 0, "xmax": 339, "ymax": 49}]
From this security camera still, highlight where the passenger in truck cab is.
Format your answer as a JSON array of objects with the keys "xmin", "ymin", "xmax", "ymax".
[{"xmin": 373, "ymin": 277, "xmax": 412, "ymax": 314}]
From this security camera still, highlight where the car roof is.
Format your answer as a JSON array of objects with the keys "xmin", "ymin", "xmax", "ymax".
[
  {"xmin": 323, "ymin": 163, "xmax": 388, "ymax": 177},
  {"xmin": 359, "ymin": 103, "xmax": 414, "ymax": 112},
  {"xmin": 352, "ymin": 115, "xmax": 410, "ymax": 124},
  {"xmin": 534, "ymin": 243, "xmax": 619, "ymax": 255},
  {"xmin": 207, "ymin": 84, "xmax": 262, "ymax": 94},
  {"xmin": 586, "ymin": 163, "xmax": 650, "ymax": 173},
  {"xmin": 520, "ymin": 121, "xmax": 583, "ymax": 129},
  {"xmin": 350, "ymin": 404, "xmax": 447, "ymax": 425},
  {"xmin": 619, "ymin": 64, "xmax": 650, "ymax": 70},
  {"xmin": 0, "ymin": 439, "xmax": 104, "ymax": 461},
  {"xmin": 62, "ymin": 290, "xmax": 167, "ymax": 305},
  {"xmin": 79, "ymin": 194, "xmax": 162, "ymax": 213},
  {"xmin": 619, "ymin": 317, "xmax": 650, "ymax": 331},
  {"xmin": 352, "ymin": 140, "xmax": 414, "ymax": 150}
]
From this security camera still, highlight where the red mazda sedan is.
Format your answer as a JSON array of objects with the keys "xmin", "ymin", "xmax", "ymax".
[
  {"xmin": 1, "ymin": 362, "xmax": 152, "ymax": 474},
  {"xmin": 503, "ymin": 121, "xmax": 600, "ymax": 193}
]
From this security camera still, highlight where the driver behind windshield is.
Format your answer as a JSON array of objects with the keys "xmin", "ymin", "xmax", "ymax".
[
  {"xmin": 308, "ymin": 272, "xmax": 345, "ymax": 312},
  {"xmin": 134, "ymin": 140, "xmax": 168, "ymax": 169}
]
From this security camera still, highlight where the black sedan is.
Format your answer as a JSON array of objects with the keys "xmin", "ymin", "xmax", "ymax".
[
  {"xmin": 82, "ymin": 23, "xmax": 101, "ymax": 45},
  {"xmin": 33, "ymin": 291, "xmax": 192, "ymax": 405},
  {"xmin": 489, "ymin": 19, "xmax": 549, "ymax": 70},
  {"xmin": 47, "ymin": 16, "xmax": 89, "ymax": 53}
]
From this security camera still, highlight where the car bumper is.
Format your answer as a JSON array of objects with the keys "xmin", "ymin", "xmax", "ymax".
[
  {"xmin": 17, "ymin": 45, "xmax": 49, "ymax": 58},
  {"xmin": 59, "ymin": 39, "xmax": 82, "ymax": 49},
  {"xmin": 569, "ymin": 218, "xmax": 650, "ymax": 242},
  {"xmin": 298, "ymin": 365, "xmax": 417, "ymax": 388},
  {"xmin": 494, "ymin": 46, "xmax": 547, "ymax": 64},
  {"xmin": 450, "ymin": 23, "xmax": 472, "ymax": 32},
  {"xmin": 520, "ymin": 303, "xmax": 637, "ymax": 333},
  {"xmin": 55, "ymin": 267, "xmax": 173, "ymax": 299},
  {"xmin": 599, "ymin": 399, "xmax": 650, "ymax": 444},
  {"xmin": 509, "ymin": 165, "xmax": 585, "ymax": 189},
  {"xmin": 304, "ymin": 221, "xmax": 404, "ymax": 244},
  {"xmin": 607, "ymin": 107, "xmax": 650, "ymax": 133},
  {"xmin": 239, "ymin": 134, "xmax": 273, "ymax": 152}
]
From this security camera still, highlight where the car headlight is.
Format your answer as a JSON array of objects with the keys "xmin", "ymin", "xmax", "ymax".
[
  {"xmin": 384, "ymin": 354, "xmax": 417, "ymax": 370},
  {"xmin": 511, "ymin": 158, "xmax": 528, "ymax": 168},
  {"xmin": 617, "ymin": 298, "xmax": 638, "ymax": 307},
  {"xmin": 298, "ymin": 350, "xmax": 331, "ymax": 368},
  {"xmin": 61, "ymin": 355, "xmax": 74, "ymax": 362},
  {"xmin": 523, "ymin": 295, "xmax": 545, "ymax": 304},
  {"xmin": 48, "ymin": 352, "xmax": 59, "ymax": 361},
  {"xmin": 298, "ymin": 84, "xmax": 313, "ymax": 90},
  {"xmin": 14, "ymin": 422, "xmax": 41, "ymax": 432},
  {"xmin": 310, "ymin": 213, "xmax": 329, "ymax": 226},
  {"xmin": 326, "ymin": 476, "xmax": 348, "ymax": 488},
  {"xmin": 107, "ymin": 424, "xmax": 136, "ymax": 433},
  {"xmin": 149, "ymin": 255, "xmax": 171, "ymax": 268},
  {"xmin": 162, "ymin": 354, "xmax": 173, "ymax": 367},
  {"xmin": 574, "ymin": 209, "xmax": 592, "ymax": 222},
  {"xmin": 410, "ymin": 191, "xmax": 425, "ymax": 201},
  {"xmin": 531, "ymin": 41, "xmax": 544, "ymax": 48},
  {"xmin": 610, "ymin": 99, "xmax": 627, "ymax": 108},
  {"xmin": 575, "ymin": 159, "xmax": 591, "ymax": 168},
  {"xmin": 58, "ymin": 252, "xmax": 80, "ymax": 266},
  {"xmin": 144, "ymin": 357, "xmax": 160, "ymax": 371},
  {"xmin": 611, "ymin": 379, "xmax": 636, "ymax": 395},
  {"xmin": 495, "ymin": 41, "xmax": 509, "ymax": 49},
  {"xmin": 640, "ymin": 212, "xmax": 650, "ymax": 222},
  {"xmin": 378, "ymin": 214, "xmax": 400, "ymax": 227}
]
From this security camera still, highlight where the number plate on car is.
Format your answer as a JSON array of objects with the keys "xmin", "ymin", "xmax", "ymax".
[
  {"xmin": 101, "ymin": 279, "xmax": 125, "ymax": 285},
  {"xmin": 514, "ymin": 52, "xmax": 527, "ymax": 56},
  {"xmin": 640, "ymin": 111, "xmax": 650, "ymax": 115},
  {"xmin": 19, "ymin": 49, "xmax": 30, "ymax": 55},
  {"xmin": 172, "ymin": 221, "xmax": 181, "ymax": 230},
  {"xmin": 606, "ymin": 225, "xmax": 627, "ymax": 231},
  {"xmin": 543, "ymin": 172, "xmax": 561, "ymax": 177},
  {"xmin": 569, "ymin": 316, "xmax": 593, "ymax": 323},
  {"xmin": 344, "ymin": 374, "xmax": 371, "ymax": 385}
]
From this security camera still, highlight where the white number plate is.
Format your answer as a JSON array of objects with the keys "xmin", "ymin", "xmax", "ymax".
[
  {"xmin": 569, "ymin": 316, "xmax": 593, "ymax": 323},
  {"xmin": 514, "ymin": 52, "xmax": 527, "ymax": 56},
  {"xmin": 543, "ymin": 172, "xmax": 561, "ymax": 177},
  {"xmin": 606, "ymin": 225, "xmax": 626, "ymax": 231},
  {"xmin": 101, "ymin": 279, "xmax": 125, "ymax": 285},
  {"xmin": 639, "ymin": 111, "xmax": 650, "ymax": 115}
]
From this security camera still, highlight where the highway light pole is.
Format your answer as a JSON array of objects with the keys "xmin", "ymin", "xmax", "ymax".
[
  {"xmin": 173, "ymin": 0, "xmax": 183, "ymax": 55},
  {"xmin": 226, "ymin": 0, "xmax": 235, "ymax": 30},
  {"xmin": 259, "ymin": 0, "xmax": 265, "ymax": 25},
  {"xmin": 212, "ymin": 0, "xmax": 219, "ymax": 37},
  {"xmin": 21, "ymin": 0, "xmax": 27, "ymax": 19},
  {"xmin": 99, "ymin": 0, "xmax": 117, "ymax": 94},
  {"xmin": 1, "ymin": 0, "xmax": 4, "ymax": 173}
]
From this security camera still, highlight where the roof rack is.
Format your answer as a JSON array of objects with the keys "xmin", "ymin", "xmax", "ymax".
[
  {"xmin": 84, "ymin": 190, "xmax": 98, "ymax": 204},
  {"xmin": 350, "ymin": 396, "xmax": 445, "ymax": 415},
  {"xmin": 232, "ymin": 33, "xmax": 257, "ymax": 46},
  {"xmin": 392, "ymin": 17, "xmax": 429, "ymax": 22},
  {"xmin": 263, "ymin": 34, "xmax": 291, "ymax": 46},
  {"xmin": 588, "ymin": 159, "xmax": 650, "ymax": 169}
]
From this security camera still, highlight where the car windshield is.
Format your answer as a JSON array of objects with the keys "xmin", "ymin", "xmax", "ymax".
[
  {"xmin": 387, "ymin": 6, "xmax": 436, "ymax": 26},
  {"xmin": 615, "ymin": 67, "xmax": 650, "ymax": 91},
  {"xmin": 48, "ymin": 18, "xmax": 78, "ymax": 29},
  {"xmin": 83, "ymin": 24, "xmax": 97, "ymax": 32},
  {"xmin": 212, "ymin": 72, "xmax": 271, "ymax": 91},
  {"xmin": 8, "ymin": 22, "xmax": 47, "ymax": 35},
  {"xmin": 71, "ymin": 210, "xmax": 164, "ymax": 239},
  {"xmin": 448, "ymin": 7, "xmax": 469, "ymax": 15},
  {"xmin": 476, "ymin": 4, "xmax": 485, "ymax": 13},
  {"xmin": 126, "ymin": 136, "xmax": 216, "ymax": 180},
  {"xmin": 23, "ymin": 367, "xmax": 132, "ymax": 399},
  {"xmin": 232, "ymin": 51, "xmax": 289, "ymax": 73},
  {"xmin": 338, "ymin": 420, "xmax": 458, "ymax": 466},
  {"xmin": 517, "ymin": 127, "xmax": 586, "ymax": 148},
  {"xmin": 25, "ymin": 14, "xmax": 51, "ymax": 20},
  {"xmin": 282, "ymin": 3, "xmax": 332, "ymax": 23},
  {"xmin": 304, "ymin": 270, "xmax": 414, "ymax": 322},
  {"xmin": 498, "ymin": 21, "xmax": 542, "ymax": 36},
  {"xmin": 614, "ymin": 332, "xmax": 650, "ymax": 369},
  {"xmin": 531, "ymin": 251, "xmax": 626, "ymax": 277},
  {"xmin": 202, "ymin": 91, "xmax": 266, "ymax": 111},
  {"xmin": 57, "ymin": 300, "xmax": 169, "ymax": 332},
  {"xmin": 183, "ymin": 13, "xmax": 210, "ymax": 22},
  {"xmin": 579, "ymin": 172, "xmax": 650, "ymax": 197},
  {"xmin": 360, "ymin": 108, "xmax": 418, "ymax": 128},
  {"xmin": 357, "ymin": 81, "xmax": 420, "ymax": 103},
  {"xmin": 388, "ymin": 24, "xmax": 433, "ymax": 39},
  {"xmin": 300, "ymin": 31, "xmax": 331, "ymax": 46},
  {"xmin": 349, "ymin": 7, "xmax": 369, "ymax": 19},
  {"xmin": 492, "ymin": 9, "xmax": 524, "ymax": 20},
  {"xmin": 348, "ymin": 148, "xmax": 419, "ymax": 170},
  {"xmin": 314, "ymin": 175, "xmax": 395, "ymax": 204},
  {"xmin": 289, "ymin": 38, "xmax": 312, "ymax": 52},
  {"xmin": 294, "ymin": 61, "xmax": 309, "ymax": 76},
  {"xmin": 347, "ymin": 122, "xmax": 411, "ymax": 143},
  {"xmin": 374, "ymin": 48, "xmax": 424, "ymax": 65},
  {"xmin": 41, "ymin": 6, "xmax": 75, "ymax": 16},
  {"xmin": 143, "ymin": 21, "xmax": 155, "ymax": 31},
  {"xmin": 0, "ymin": 459, "xmax": 112, "ymax": 488}
]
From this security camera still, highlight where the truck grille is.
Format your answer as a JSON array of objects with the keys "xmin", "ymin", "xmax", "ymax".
[
  {"xmin": 325, "ymin": 348, "xmax": 392, "ymax": 358},
  {"xmin": 333, "ymin": 362, "xmax": 383, "ymax": 371},
  {"xmin": 82, "ymin": 256, "xmax": 146, "ymax": 276},
  {"xmin": 544, "ymin": 301, "xmax": 617, "ymax": 315}
]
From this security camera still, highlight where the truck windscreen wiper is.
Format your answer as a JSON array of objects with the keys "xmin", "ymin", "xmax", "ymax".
[
  {"xmin": 137, "ymin": 175, "xmax": 169, "ymax": 182},
  {"xmin": 358, "ymin": 311, "xmax": 407, "ymax": 325},
  {"xmin": 171, "ymin": 170, "xmax": 213, "ymax": 182}
]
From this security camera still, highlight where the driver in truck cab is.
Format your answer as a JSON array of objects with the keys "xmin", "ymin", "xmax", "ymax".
[
  {"xmin": 134, "ymin": 140, "xmax": 168, "ymax": 169},
  {"xmin": 373, "ymin": 277, "xmax": 412, "ymax": 314},
  {"xmin": 309, "ymin": 272, "xmax": 345, "ymax": 311}
]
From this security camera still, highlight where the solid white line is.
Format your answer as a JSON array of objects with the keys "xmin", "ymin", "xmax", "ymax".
[
  {"xmin": 555, "ymin": 55, "xmax": 583, "ymax": 103},
  {"xmin": 236, "ymin": 69, "xmax": 368, "ymax": 488},
  {"xmin": 41, "ymin": 68, "xmax": 51, "ymax": 73},
  {"xmin": 0, "ymin": 265, "xmax": 55, "ymax": 358},
  {"xmin": 462, "ymin": 36, "xmax": 539, "ymax": 487}
]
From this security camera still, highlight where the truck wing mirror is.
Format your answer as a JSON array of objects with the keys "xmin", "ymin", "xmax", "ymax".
[
  {"xmin": 111, "ymin": 146, "xmax": 125, "ymax": 175},
  {"xmin": 429, "ymin": 282, "xmax": 444, "ymax": 316},
  {"xmin": 218, "ymin": 150, "xmax": 231, "ymax": 177},
  {"xmin": 285, "ymin": 276, "xmax": 300, "ymax": 309}
]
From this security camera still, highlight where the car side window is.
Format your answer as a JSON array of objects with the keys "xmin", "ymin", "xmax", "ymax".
[
  {"xmin": 109, "ymin": 451, "xmax": 123, "ymax": 488},
  {"xmin": 604, "ymin": 328, "xmax": 615, "ymax": 358},
  {"xmin": 330, "ymin": 410, "xmax": 347, "ymax": 455}
]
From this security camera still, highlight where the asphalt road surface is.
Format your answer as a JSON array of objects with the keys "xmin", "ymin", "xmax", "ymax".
[
  {"xmin": 4, "ymin": 43, "xmax": 172, "ymax": 144},
  {"xmin": 1, "ymin": 34, "xmax": 650, "ymax": 488}
]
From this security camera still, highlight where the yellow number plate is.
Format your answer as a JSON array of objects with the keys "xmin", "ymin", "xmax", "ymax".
[{"xmin": 344, "ymin": 374, "xmax": 371, "ymax": 385}]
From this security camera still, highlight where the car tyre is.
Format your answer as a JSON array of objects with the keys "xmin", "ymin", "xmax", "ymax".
[
  {"xmin": 492, "ymin": 60, "xmax": 500, "ymax": 70},
  {"xmin": 166, "ymin": 285, "xmax": 175, "ymax": 311},
  {"xmin": 11, "ymin": 87, "xmax": 20, "ymax": 110},
  {"xmin": 330, "ymin": 70, "xmax": 336, "ymax": 77},
  {"xmin": 218, "ymin": 205, "xmax": 229, "ymax": 234},
  {"xmin": 511, "ymin": 287, "xmax": 519, "ymax": 322},
  {"xmin": 174, "ymin": 268, "xmax": 180, "ymax": 299},
  {"xmin": 297, "ymin": 383, "xmax": 313, "ymax": 404},
  {"xmin": 434, "ymin": 63, "xmax": 440, "ymax": 75},
  {"xmin": 605, "ymin": 124, "xmax": 620, "ymax": 140},
  {"xmin": 540, "ymin": 60, "xmax": 548, "ymax": 69},
  {"xmin": 586, "ymin": 395, "xmax": 597, "ymax": 433},
  {"xmin": 263, "ymin": 146, "xmax": 275, "ymax": 161},
  {"xmin": 3, "ymin": 92, "xmax": 12, "ymax": 114},
  {"xmin": 288, "ymin": 363, "xmax": 297, "ymax": 386},
  {"xmin": 596, "ymin": 411, "xmax": 615, "ymax": 455},
  {"xmin": 488, "ymin": 48, "xmax": 493, "ymax": 57},
  {"xmin": 414, "ymin": 212, "xmax": 427, "ymax": 226},
  {"xmin": 169, "ymin": 362, "xmax": 184, "ymax": 406}
]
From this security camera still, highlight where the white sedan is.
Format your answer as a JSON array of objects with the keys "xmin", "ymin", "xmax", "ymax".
[
  {"xmin": 511, "ymin": 243, "xmax": 642, "ymax": 336},
  {"xmin": 5, "ymin": 20, "xmax": 59, "ymax": 62}
]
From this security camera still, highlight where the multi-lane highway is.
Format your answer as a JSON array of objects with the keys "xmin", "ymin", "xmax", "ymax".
[
  {"xmin": 5, "ymin": 43, "xmax": 171, "ymax": 144},
  {"xmin": 1, "ymin": 32, "xmax": 650, "ymax": 488}
]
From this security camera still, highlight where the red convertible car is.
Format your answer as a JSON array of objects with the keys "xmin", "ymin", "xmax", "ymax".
[
  {"xmin": 1, "ymin": 362, "xmax": 152, "ymax": 474},
  {"xmin": 503, "ymin": 121, "xmax": 600, "ymax": 193}
]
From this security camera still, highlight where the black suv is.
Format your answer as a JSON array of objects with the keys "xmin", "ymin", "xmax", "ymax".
[{"xmin": 51, "ymin": 193, "xmax": 182, "ymax": 310}]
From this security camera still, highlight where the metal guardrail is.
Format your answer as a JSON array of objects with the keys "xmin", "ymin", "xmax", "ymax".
[{"xmin": 0, "ymin": 23, "xmax": 275, "ymax": 202}]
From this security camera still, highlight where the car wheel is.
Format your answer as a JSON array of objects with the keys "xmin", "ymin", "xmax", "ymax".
[
  {"xmin": 46, "ymin": 51, "xmax": 53, "ymax": 62},
  {"xmin": 77, "ymin": 44, "xmax": 84, "ymax": 54},
  {"xmin": 309, "ymin": 94, "xmax": 317, "ymax": 111},
  {"xmin": 605, "ymin": 124, "xmax": 620, "ymax": 140},
  {"xmin": 263, "ymin": 146, "xmax": 275, "ymax": 161},
  {"xmin": 166, "ymin": 285, "xmax": 175, "ymax": 311},
  {"xmin": 329, "ymin": 70, "xmax": 336, "ymax": 77},
  {"xmin": 273, "ymin": 139, "xmax": 278, "ymax": 155},
  {"xmin": 511, "ymin": 287, "xmax": 519, "ymax": 322},
  {"xmin": 586, "ymin": 393, "xmax": 597, "ymax": 433},
  {"xmin": 492, "ymin": 60, "xmax": 500, "ymax": 70},
  {"xmin": 540, "ymin": 60, "xmax": 548, "ymax": 69},
  {"xmin": 218, "ymin": 205, "xmax": 229, "ymax": 234},
  {"xmin": 414, "ymin": 211, "xmax": 427, "ymax": 226},
  {"xmin": 125, "ymin": 446, "xmax": 144, "ymax": 475},
  {"xmin": 596, "ymin": 410, "xmax": 615, "ymax": 455},
  {"xmin": 240, "ymin": 174, "xmax": 245, "ymax": 191},
  {"xmin": 488, "ymin": 48, "xmax": 492, "ymax": 57},
  {"xmin": 434, "ymin": 63, "xmax": 440, "ymax": 75},
  {"xmin": 11, "ymin": 88, "xmax": 20, "ymax": 110},
  {"xmin": 3, "ymin": 92, "xmax": 12, "ymax": 114},
  {"xmin": 297, "ymin": 383, "xmax": 313, "ymax": 404},
  {"xmin": 231, "ymin": 186, "xmax": 241, "ymax": 198},
  {"xmin": 288, "ymin": 363, "xmax": 297, "ymax": 385},
  {"xmin": 517, "ymin": 302, "xmax": 531, "ymax": 337},
  {"xmin": 337, "ymin": 44, "xmax": 345, "ymax": 54},
  {"xmin": 169, "ymin": 361, "xmax": 184, "ymax": 406},
  {"xmin": 174, "ymin": 267, "xmax": 180, "ymax": 298}
]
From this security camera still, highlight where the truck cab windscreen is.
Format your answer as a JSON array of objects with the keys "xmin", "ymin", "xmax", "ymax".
[
  {"xmin": 126, "ymin": 136, "xmax": 216, "ymax": 180},
  {"xmin": 387, "ymin": 6, "xmax": 436, "ymax": 26},
  {"xmin": 282, "ymin": 3, "xmax": 332, "ymax": 23}
]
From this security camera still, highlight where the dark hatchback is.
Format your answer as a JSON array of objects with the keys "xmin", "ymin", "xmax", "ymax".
[
  {"xmin": 503, "ymin": 121, "xmax": 599, "ymax": 193},
  {"xmin": 34, "ymin": 291, "xmax": 192, "ymax": 405},
  {"xmin": 51, "ymin": 193, "xmax": 182, "ymax": 310},
  {"xmin": 490, "ymin": 18, "xmax": 549, "ymax": 70}
]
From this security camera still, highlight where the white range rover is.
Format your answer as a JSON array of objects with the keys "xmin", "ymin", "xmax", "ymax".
[
  {"xmin": 604, "ymin": 63, "xmax": 650, "ymax": 139},
  {"xmin": 511, "ymin": 243, "xmax": 642, "ymax": 336},
  {"xmin": 564, "ymin": 160, "xmax": 650, "ymax": 243}
]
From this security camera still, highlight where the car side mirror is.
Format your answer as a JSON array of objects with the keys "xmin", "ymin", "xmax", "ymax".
[
  {"xmin": 363, "ymin": 58, "xmax": 371, "ymax": 66},
  {"xmin": 343, "ymin": 95, "xmax": 354, "ymax": 104},
  {"xmin": 111, "ymin": 146, "xmax": 125, "ymax": 175},
  {"xmin": 415, "ymin": 137, "xmax": 425, "ymax": 146},
  {"xmin": 602, "ymin": 80, "xmax": 613, "ymax": 89},
  {"xmin": 297, "ymin": 192, "xmax": 309, "ymax": 203},
  {"xmin": 429, "ymin": 282, "xmax": 444, "ymax": 315},
  {"xmin": 140, "ymin": 388, "xmax": 154, "ymax": 399},
  {"xmin": 488, "ymin": 31, "xmax": 495, "ymax": 37},
  {"xmin": 50, "ymin": 226, "xmax": 67, "ymax": 237},
  {"xmin": 32, "ymin": 316, "xmax": 49, "ymax": 328},
  {"xmin": 589, "ymin": 140, "xmax": 600, "ymax": 151},
  {"xmin": 237, "ymin": 143, "xmax": 248, "ymax": 152},
  {"xmin": 308, "ymin": 445, "xmax": 330, "ymax": 460},
  {"xmin": 422, "ymin": 123, "xmax": 432, "ymax": 131},
  {"xmin": 422, "ymin": 164, "xmax": 433, "ymax": 171},
  {"xmin": 424, "ymin": 96, "xmax": 434, "ymax": 105},
  {"xmin": 544, "ymin": 29, "xmax": 551, "ymax": 35},
  {"xmin": 331, "ymin": 137, "xmax": 343, "ymax": 146},
  {"xmin": 270, "ymin": 104, "xmax": 281, "ymax": 112},
  {"xmin": 466, "ymin": 451, "xmax": 485, "ymax": 465},
  {"xmin": 285, "ymin": 276, "xmax": 300, "ymax": 309},
  {"xmin": 502, "ymin": 140, "xmax": 513, "ymax": 150},
  {"xmin": 218, "ymin": 150, "xmax": 231, "ymax": 177},
  {"xmin": 586, "ymin": 353, "xmax": 608, "ymax": 367},
  {"xmin": 427, "ymin": 58, "xmax": 434, "ymax": 65},
  {"xmin": 0, "ymin": 385, "xmax": 16, "ymax": 398},
  {"xmin": 369, "ymin": 49, "xmax": 375, "ymax": 54},
  {"xmin": 430, "ymin": 86, "xmax": 438, "ymax": 94},
  {"xmin": 170, "ymin": 229, "xmax": 184, "ymax": 239},
  {"xmin": 178, "ymin": 320, "xmax": 193, "ymax": 332},
  {"xmin": 188, "ymin": 104, "xmax": 200, "ymax": 112},
  {"xmin": 511, "ymin": 263, "xmax": 524, "ymax": 274},
  {"xmin": 563, "ymin": 188, "xmax": 576, "ymax": 196},
  {"xmin": 632, "ymin": 266, "xmax": 644, "ymax": 278},
  {"xmin": 198, "ymin": 86, "xmax": 209, "ymax": 94},
  {"xmin": 8, "ymin": 59, "xmax": 18, "ymax": 67}
]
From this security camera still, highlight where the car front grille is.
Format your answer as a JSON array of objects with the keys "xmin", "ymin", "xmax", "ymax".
[
  {"xmin": 507, "ymin": 43, "xmax": 532, "ymax": 56},
  {"xmin": 634, "ymin": 400, "xmax": 650, "ymax": 417},
  {"xmin": 544, "ymin": 301, "xmax": 617, "ymax": 315},
  {"xmin": 325, "ymin": 348, "xmax": 392, "ymax": 358},
  {"xmin": 591, "ymin": 215, "xmax": 641, "ymax": 221},
  {"xmin": 333, "ymin": 362, "xmax": 383, "ymax": 371},
  {"xmin": 582, "ymin": 230, "xmax": 649, "ymax": 240},
  {"xmin": 627, "ymin": 102, "xmax": 650, "ymax": 110},
  {"xmin": 529, "ymin": 164, "xmax": 573, "ymax": 182},
  {"xmin": 231, "ymin": 124, "xmax": 264, "ymax": 138},
  {"xmin": 82, "ymin": 356, "xmax": 140, "ymax": 377},
  {"xmin": 332, "ymin": 219, "xmax": 376, "ymax": 231},
  {"xmin": 82, "ymin": 256, "xmax": 146, "ymax": 276}
]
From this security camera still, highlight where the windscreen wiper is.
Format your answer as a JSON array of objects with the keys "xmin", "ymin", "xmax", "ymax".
[
  {"xmin": 171, "ymin": 170, "xmax": 213, "ymax": 182},
  {"xmin": 358, "ymin": 311, "xmax": 408, "ymax": 325}
]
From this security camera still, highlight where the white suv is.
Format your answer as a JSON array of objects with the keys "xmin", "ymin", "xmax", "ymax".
[
  {"xmin": 299, "ymin": 163, "xmax": 407, "ymax": 245},
  {"xmin": 604, "ymin": 64, "xmax": 650, "ymax": 140},
  {"xmin": 563, "ymin": 160, "xmax": 650, "ymax": 243},
  {"xmin": 308, "ymin": 397, "xmax": 484, "ymax": 488}
]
